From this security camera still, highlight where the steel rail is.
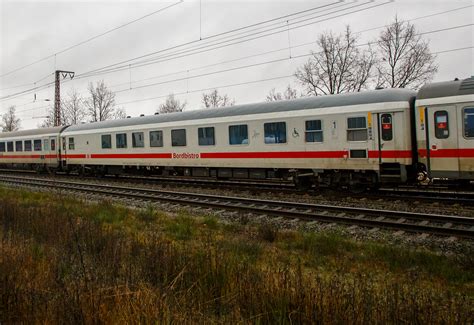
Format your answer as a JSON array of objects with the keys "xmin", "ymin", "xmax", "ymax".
[{"xmin": 0, "ymin": 175, "xmax": 473, "ymax": 239}]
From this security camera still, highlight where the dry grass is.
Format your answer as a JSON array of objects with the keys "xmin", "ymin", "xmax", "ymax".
[{"xmin": 0, "ymin": 187, "xmax": 473, "ymax": 323}]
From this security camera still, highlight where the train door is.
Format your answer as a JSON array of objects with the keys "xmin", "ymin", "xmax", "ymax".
[
  {"xmin": 49, "ymin": 136, "xmax": 57, "ymax": 166},
  {"xmin": 423, "ymin": 106, "xmax": 460, "ymax": 179},
  {"xmin": 376, "ymin": 112, "xmax": 404, "ymax": 181}
]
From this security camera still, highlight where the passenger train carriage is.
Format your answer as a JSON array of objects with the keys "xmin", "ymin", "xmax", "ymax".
[
  {"xmin": 0, "ymin": 77, "xmax": 473, "ymax": 190},
  {"xmin": 415, "ymin": 78, "xmax": 474, "ymax": 182}
]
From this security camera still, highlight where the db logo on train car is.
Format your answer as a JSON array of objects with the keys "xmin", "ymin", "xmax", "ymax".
[{"xmin": 172, "ymin": 153, "xmax": 200, "ymax": 159}]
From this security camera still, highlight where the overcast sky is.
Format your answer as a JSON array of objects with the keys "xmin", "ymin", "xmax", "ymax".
[{"xmin": 1, "ymin": 0, "xmax": 472, "ymax": 130}]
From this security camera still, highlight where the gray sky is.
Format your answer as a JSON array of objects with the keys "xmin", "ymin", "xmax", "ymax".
[{"xmin": 1, "ymin": 0, "xmax": 473, "ymax": 130}]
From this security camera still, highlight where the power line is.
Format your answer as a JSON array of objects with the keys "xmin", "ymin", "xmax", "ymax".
[
  {"xmin": 3, "ymin": 20, "xmax": 472, "ymax": 107},
  {"xmin": 117, "ymin": 75, "xmax": 294, "ymax": 106},
  {"xmin": 77, "ymin": 0, "xmax": 376, "ymax": 78},
  {"xmin": 0, "ymin": 0, "xmax": 375, "ymax": 101},
  {"xmin": 12, "ymin": 45, "xmax": 474, "ymax": 119},
  {"xmin": 0, "ymin": 1, "xmax": 183, "ymax": 78},
  {"xmin": 0, "ymin": 0, "xmax": 345, "ymax": 96},
  {"xmin": 2, "ymin": 4, "xmax": 471, "ymax": 109}
]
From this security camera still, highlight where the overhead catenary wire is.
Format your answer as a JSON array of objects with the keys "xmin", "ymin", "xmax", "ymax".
[
  {"xmin": 3, "ymin": 3, "xmax": 472, "ymax": 117},
  {"xmin": 12, "ymin": 44, "xmax": 473, "ymax": 120},
  {"xmin": 76, "ymin": 0, "xmax": 374, "ymax": 78},
  {"xmin": 0, "ymin": 1, "xmax": 183, "ymax": 79},
  {"xmin": 2, "ymin": 2, "xmax": 470, "ymax": 102},
  {"xmin": 0, "ymin": 0, "xmax": 379, "ymax": 101},
  {"xmin": 0, "ymin": 0, "xmax": 346, "ymax": 98}
]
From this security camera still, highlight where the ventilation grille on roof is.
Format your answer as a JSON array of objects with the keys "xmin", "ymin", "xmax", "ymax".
[{"xmin": 460, "ymin": 77, "xmax": 474, "ymax": 90}]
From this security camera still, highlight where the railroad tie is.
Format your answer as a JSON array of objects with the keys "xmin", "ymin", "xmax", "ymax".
[{"xmin": 443, "ymin": 222, "xmax": 453, "ymax": 228}]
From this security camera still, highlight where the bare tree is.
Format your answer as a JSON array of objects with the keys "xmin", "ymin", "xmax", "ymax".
[
  {"xmin": 85, "ymin": 80, "xmax": 119, "ymax": 122},
  {"xmin": 202, "ymin": 89, "xmax": 235, "ymax": 108},
  {"xmin": 39, "ymin": 106, "xmax": 59, "ymax": 128},
  {"xmin": 1, "ymin": 106, "xmax": 21, "ymax": 132},
  {"xmin": 114, "ymin": 107, "xmax": 127, "ymax": 119},
  {"xmin": 376, "ymin": 16, "xmax": 438, "ymax": 89},
  {"xmin": 62, "ymin": 88, "xmax": 86, "ymax": 125},
  {"xmin": 157, "ymin": 94, "xmax": 186, "ymax": 114},
  {"xmin": 295, "ymin": 26, "xmax": 376, "ymax": 96},
  {"xmin": 266, "ymin": 85, "xmax": 300, "ymax": 101}
]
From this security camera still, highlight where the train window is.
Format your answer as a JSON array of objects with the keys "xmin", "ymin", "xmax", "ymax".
[
  {"xmin": 434, "ymin": 111, "xmax": 449, "ymax": 139},
  {"xmin": 102, "ymin": 135, "xmax": 112, "ymax": 149},
  {"xmin": 15, "ymin": 141, "xmax": 23, "ymax": 152},
  {"xmin": 34, "ymin": 140, "xmax": 42, "ymax": 151},
  {"xmin": 44, "ymin": 139, "xmax": 50, "ymax": 151},
  {"xmin": 264, "ymin": 122, "xmax": 287, "ymax": 144},
  {"xmin": 24, "ymin": 140, "xmax": 32, "ymax": 152},
  {"xmin": 68, "ymin": 138, "xmax": 75, "ymax": 150},
  {"xmin": 132, "ymin": 132, "xmax": 144, "ymax": 148},
  {"xmin": 347, "ymin": 117, "xmax": 368, "ymax": 141},
  {"xmin": 305, "ymin": 120, "xmax": 323, "ymax": 142},
  {"xmin": 350, "ymin": 149, "xmax": 367, "ymax": 159},
  {"xmin": 7, "ymin": 141, "xmax": 14, "ymax": 152},
  {"xmin": 198, "ymin": 127, "xmax": 215, "ymax": 146},
  {"xmin": 229, "ymin": 125, "xmax": 248, "ymax": 145},
  {"xmin": 150, "ymin": 131, "xmax": 163, "ymax": 147},
  {"xmin": 171, "ymin": 129, "xmax": 186, "ymax": 147},
  {"xmin": 381, "ymin": 114, "xmax": 393, "ymax": 141},
  {"xmin": 463, "ymin": 107, "xmax": 474, "ymax": 138},
  {"xmin": 0, "ymin": 142, "xmax": 5, "ymax": 152},
  {"xmin": 51, "ymin": 139, "xmax": 56, "ymax": 151},
  {"xmin": 116, "ymin": 133, "xmax": 127, "ymax": 148}
]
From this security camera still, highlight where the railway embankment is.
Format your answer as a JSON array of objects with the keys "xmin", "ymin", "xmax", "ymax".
[{"xmin": 1, "ymin": 187, "xmax": 473, "ymax": 323}]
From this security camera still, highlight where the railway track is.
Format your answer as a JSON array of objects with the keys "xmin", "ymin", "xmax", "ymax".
[
  {"xmin": 0, "ymin": 174, "xmax": 473, "ymax": 239},
  {"xmin": 1, "ymin": 169, "xmax": 473, "ymax": 206}
]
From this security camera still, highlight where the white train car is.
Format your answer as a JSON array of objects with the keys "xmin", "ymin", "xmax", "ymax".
[
  {"xmin": 415, "ymin": 78, "xmax": 474, "ymax": 182},
  {"xmin": 0, "ymin": 126, "xmax": 65, "ymax": 170},
  {"xmin": 61, "ymin": 88, "xmax": 416, "ymax": 189}
]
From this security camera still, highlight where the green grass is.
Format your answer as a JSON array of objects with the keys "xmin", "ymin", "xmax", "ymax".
[{"xmin": 0, "ymin": 186, "xmax": 473, "ymax": 323}]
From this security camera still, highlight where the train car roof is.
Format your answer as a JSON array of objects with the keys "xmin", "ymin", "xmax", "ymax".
[
  {"xmin": 417, "ymin": 77, "xmax": 474, "ymax": 100},
  {"xmin": 65, "ymin": 88, "xmax": 416, "ymax": 132},
  {"xmin": 0, "ymin": 126, "xmax": 66, "ymax": 139}
]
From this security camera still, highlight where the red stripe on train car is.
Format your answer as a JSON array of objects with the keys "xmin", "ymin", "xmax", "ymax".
[
  {"xmin": 0, "ymin": 154, "xmax": 58, "ymax": 159},
  {"xmin": 90, "ymin": 153, "xmax": 173, "ymax": 159},
  {"xmin": 418, "ymin": 148, "xmax": 474, "ymax": 158},
  {"xmin": 63, "ymin": 154, "xmax": 87, "ymax": 159},
  {"xmin": 368, "ymin": 150, "xmax": 412, "ymax": 159},
  {"xmin": 200, "ymin": 151, "xmax": 348, "ymax": 159}
]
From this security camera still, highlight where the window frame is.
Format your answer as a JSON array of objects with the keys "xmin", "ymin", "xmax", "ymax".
[
  {"xmin": 7, "ymin": 141, "xmax": 14, "ymax": 152},
  {"xmin": 347, "ymin": 116, "xmax": 368, "ymax": 142},
  {"xmin": 462, "ymin": 107, "xmax": 474, "ymax": 139},
  {"xmin": 198, "ymin": 126, "xmax": 215, "ymax": 146},
  {"xmin": 43, "ymin": 139, "xmax": 50, "ymax": 151},
  {"xmin": 305, "ymin": 119, "xmax": 323, "ymax": 143},
  {"xmin": 68, "ymin": 137, "xmax": 75, "ymax": 150},
  {"xmin": 229, "ymin": 124, "xmax": 249, "ymax": 145},
  {"xmin": 434, "ymin": 110, "xmax": 449, "ymax": 139},
  {"xmin": 132, "ymin": 132, "xmax": 145, "ymax": 148},
  {"xmin": 24, "ymin": 140, "xmax": 32, "ymax": 152},
  {"xmin": 149, "ymin": 130, "xmax": 164, "ymax": 148},
  {"xmin": 380, "ymin": 113, "xmax": 393, "ymax": 141},
  {"xmin": 115, "ymin": 133, "xmax": 128, "ymax": 149},
  {"xmin": 171, "ymin": 129, "xmax": 187, "ymax": 147},
  {"xmin": 34, "ymin": 139, "xmax": 42, "ymax": 152},
  {"xmin": 264, "ymin": 121, "xmax": 287, "ymax": 144},
  {"xmin": 0, "ymin": 142, "xmax": 5, "ymax": 153},
  {"xmin": 15, "ymin": 140, "xmax": 23, "ymax": 152},
  {"xmin": 101, "ymin": 134, "xmax": 112, "ymax": 149}
]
